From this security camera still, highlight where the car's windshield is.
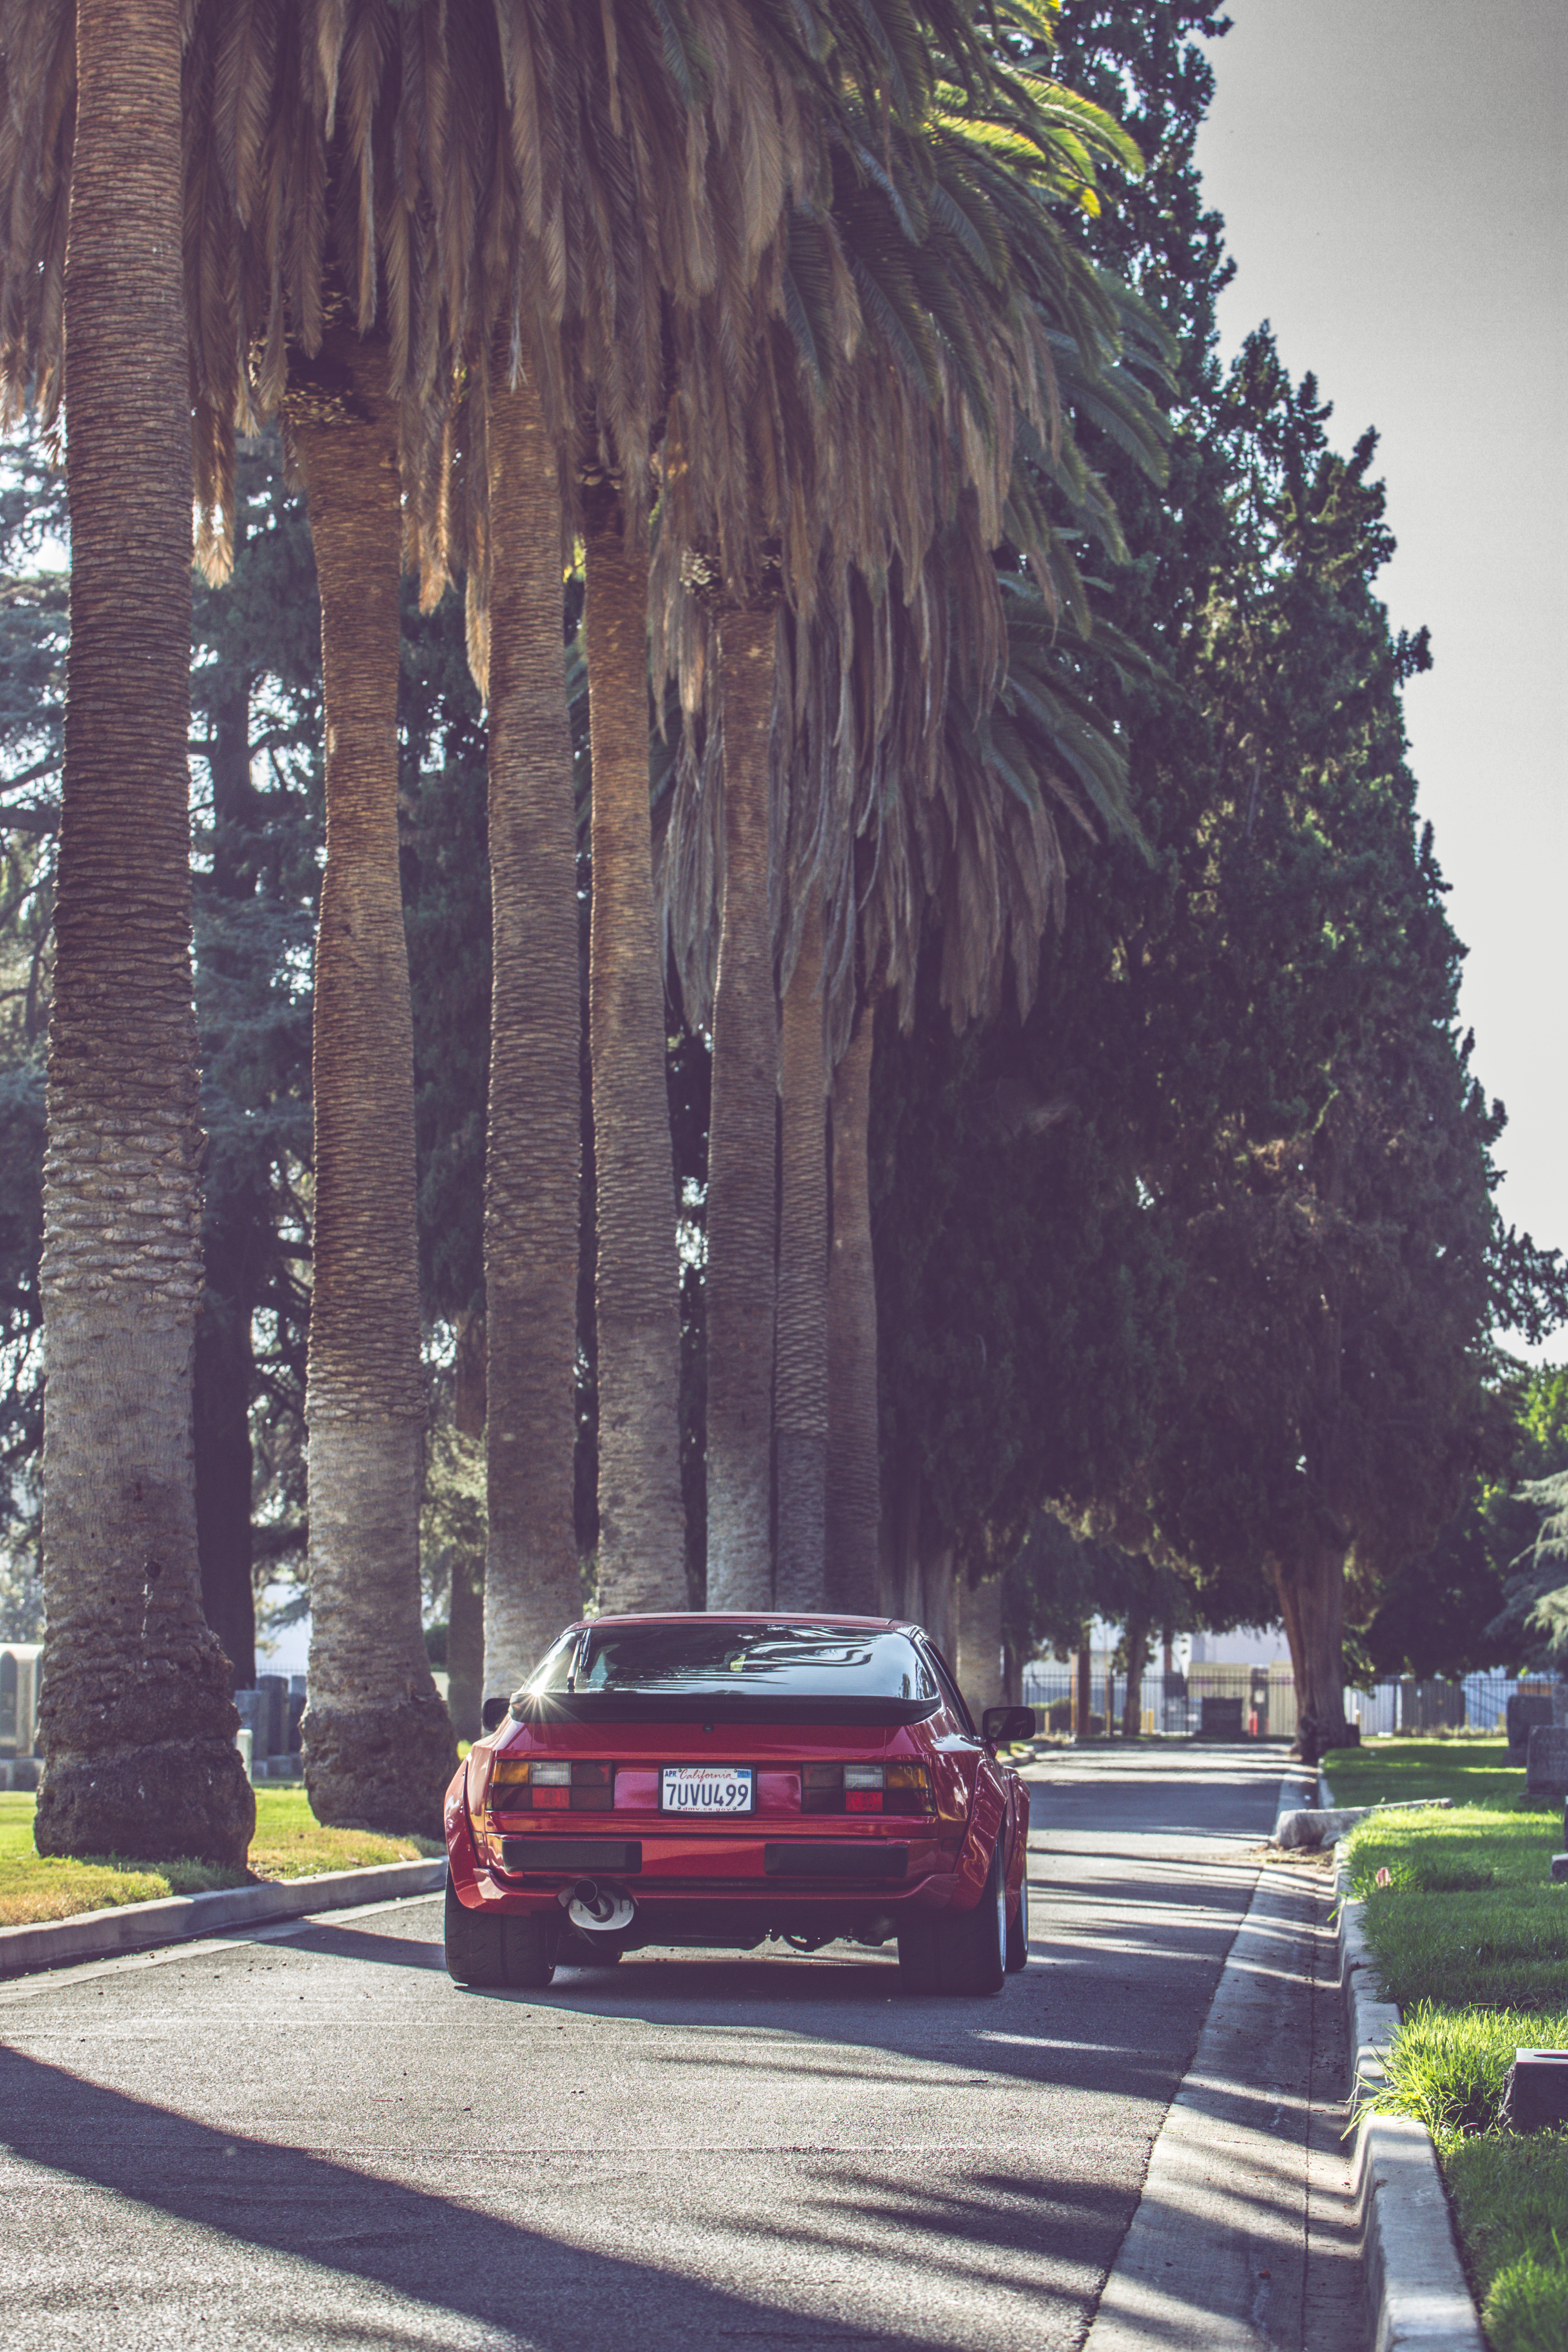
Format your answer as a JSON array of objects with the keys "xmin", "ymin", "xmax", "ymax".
[{"xmin": 525, "ymin": 1624, "xmax": 937, "ymax": 1702}]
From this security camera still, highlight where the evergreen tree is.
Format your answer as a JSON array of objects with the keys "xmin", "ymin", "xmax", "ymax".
[
  {"xmin": 0, "ymin": 436, "xmax": 62, "ymax": 1623},
  {"xmin": 871, "ymin": 5, "xmax": 1564, "ymax": 1748},
  {"xmin": 189, "ymin": 442, "xmax": 322, "ymax": 1687}
]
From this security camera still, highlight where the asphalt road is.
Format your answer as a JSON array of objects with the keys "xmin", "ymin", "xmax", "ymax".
[{"xmin": 0, "ymin": 1744, "xmax": 1351, "ymax": 2350}]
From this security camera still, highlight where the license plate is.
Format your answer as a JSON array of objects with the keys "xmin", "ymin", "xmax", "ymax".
[{"xmin": 661, "ymin": 1765, "xmax": 754, "ymax": 1814}]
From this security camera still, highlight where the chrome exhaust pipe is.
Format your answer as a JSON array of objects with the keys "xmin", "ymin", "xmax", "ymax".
[{"xmin": 559, "ymin": 1877, "xmax": 635, "ymax": 1936}]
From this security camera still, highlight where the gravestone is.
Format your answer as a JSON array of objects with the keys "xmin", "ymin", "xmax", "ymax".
[
  {"xmin": 1499, "ymin": 2051, "xmax": 1568, "ymax": 2132},
  {"xmin": 257, "ymin": 1674, "xmax": 289, "ymax": 1758},
  {"xmin": 1507, "ymin": 1692, "xmax": 1553, "ymax": 1764},
  {"xmin": 233, "ymin": 1688, "xmax": 267, "ymax": 1754},
  {"xmin": 1524, "ymin": 1724, "xmax": 1568, "ymax": 1798}
]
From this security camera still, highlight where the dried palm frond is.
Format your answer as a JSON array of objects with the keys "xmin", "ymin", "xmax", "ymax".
[
  {"xmin": 652, "ymin": 39, "xmax": 1170, "ymax": 1065},
  {"xmin": 1, "ymin": 0, "xmax": 843, "ymax": 594}
]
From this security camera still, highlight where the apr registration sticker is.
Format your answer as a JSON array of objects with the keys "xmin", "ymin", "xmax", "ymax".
[{"xmin": 661, "ymin": 1764, "xmax": 755, "ymax": 1814}]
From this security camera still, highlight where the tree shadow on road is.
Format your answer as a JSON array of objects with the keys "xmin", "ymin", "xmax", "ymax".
[{"xmin": 0, "ymin": 2042, "xmax": 1133, "ymax": 2350}]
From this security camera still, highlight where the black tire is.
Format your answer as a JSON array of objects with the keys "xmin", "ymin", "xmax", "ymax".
[
  {"xmin": 1005, "ymin": 1863, "xmax": 1029, "ymax": 1974},
  {"xmin": 936, "ymin": 1838, "xmax": 1008, "ymax": 1996},
  {"xmin": 502, "ymin": 1912, "xmax": 559, "ymax": 1989},
  {"xmin": 445, "ymin": 1871, "xmax": 507, "ymax": 1988}
]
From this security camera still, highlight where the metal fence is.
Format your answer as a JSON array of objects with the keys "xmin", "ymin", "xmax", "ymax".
[{"xmin": 1018, "ymin": 1662, "xmax": 1558, "ymax": 1741}]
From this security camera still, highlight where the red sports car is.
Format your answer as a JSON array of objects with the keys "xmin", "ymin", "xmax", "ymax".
[{"xmin": 442, "ymin": 1612, "xmax": 1035, "ymax": 1994}]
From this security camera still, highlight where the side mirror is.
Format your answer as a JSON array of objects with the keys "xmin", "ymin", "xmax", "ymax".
[
  {"xmin": 982, "ymin": 1706, "xmax": 1036, "ymax": 1747},
  {"xmin": 480, "ymin": 1695, "xmax": 509, "ymax": 1734}
]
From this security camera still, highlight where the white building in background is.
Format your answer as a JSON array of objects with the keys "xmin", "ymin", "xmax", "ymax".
[
  {"xmin": 254, "ymin": 1597, "xmax": 310, "ymax": 1679},
  {"xmin": 1186, "ymin": 1624, "xmax": 1294, "ymax": 1666}
]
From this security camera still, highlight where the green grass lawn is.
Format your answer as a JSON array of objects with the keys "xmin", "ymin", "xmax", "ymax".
[
  {"xmin": 1326, "ymin": 1733, "xmax": 1527, "ymax": 1815},
  {"xmin": 0, "ymin": 1787, "xmax": 440, "ymax": 1929},
  {"xmin": 1445, "ymin": 2132, "xmax": 1568, "ymax": 2352},
  {"xmin": 1333, "ymin": 1740, "xmax": 1564, "ymax": 2010},
  {"xmin": 1330, "ymin": 1736, "xmax": 1568, "ymax": 2351}
]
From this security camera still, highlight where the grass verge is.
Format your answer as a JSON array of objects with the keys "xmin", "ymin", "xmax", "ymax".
[
  {"xmin": 1443, "ymin": 2132, "xmax": 1568, "ymax": 2352},
  {"xmin": 0, "ymin": 1788, "xmax": 440, "ymax": 1928},
  {"xmin": 1327, "ymin": 1734, "xmax": 1526, "ymax": 1814},
  {"xmin": 1332, "ymin": 1736, "xmax": 1568, "ymax": 2349},
  {"xmin": 1334, "ymin": 1741, "xmax": 1564, "ymax": 2011}
]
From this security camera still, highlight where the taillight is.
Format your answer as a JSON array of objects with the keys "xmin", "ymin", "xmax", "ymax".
[
  {"xmin": 803, "ymin": 1762, "xmax": 933, "ymax": 1815},
  {"xmin": 884, "ymin": 1762, "xmax": 933, "ymax": 1811},
  {"xmin": 488, "ymin": 1759, "xmax": 614, "ymax": 1813}
]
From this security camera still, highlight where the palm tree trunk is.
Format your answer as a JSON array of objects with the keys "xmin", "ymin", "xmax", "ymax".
[
  {"xmin": 481, "ymin": 376, "xmax": 583, "ymax": 1696},
  {"xmin": 582, "ymin": 498, "xmax": 687, "ymax": 1611},
  {"xmin": 704, "ymin": 607, "xmax": 779, "ymax": 1608},
  {"xmin": 922, "ymin": 1547, "xmax": 956, "ymax": 1664},
  {"xmin": 956, "ymin": 1572, "xmax": 1007, "ymax": 1721},
  {"xmin": 34, "ymin": 0, "xmax": 253, "ymax": 1866},
  {"xmin": 824, "ymin": 1009, "xmax": 880, "ymax": 1610},
  {"xmin": 446, "ymin": 1308, "xmax": 486, "ymax": 1743},
  {"xmin": 884, "ymin": 1453, "xmax": 922, "ymax": 1622},
  {"xmin": 293, "ymin": 332, "xmax": 454, "ymax": 1837},
  {"xmin": 774, "ymin": 891, "xmax": 827, "ymax": 1609}
]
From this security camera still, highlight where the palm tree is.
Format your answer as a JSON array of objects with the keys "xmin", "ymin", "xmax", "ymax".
[
  {"xmin": 701, "ymin": 596, "xmax": 783, "ymax": 1604},
  {"xmin": 285, "ymin": 320, "xmax": 455, "ymax": 1834},
  {"xmin": 581, "ymin": 485, "xmax": 691, "ymax": 1612},
  {"xmin": 178, "ymin": 0, "xmax": 798, "ymax": 1768},
  {"xmin": 657, "ymin": 51, "xmax": 1120, "ymax": 1607},
  {"xmin": 571, "ymin": 0, "xmax": 1034, "ymax": 1618},
  {"xmin": 554, "ymin": 4, "xmax": 849, "ymax": 1617},
  {"xmin": 775, "ymin": 887, "xmax": 828, "ymax": 1606},
  {"xmin": 475, "ymin": 366, "xmax": 584, "ymax": 1694},
  {"xmin": 660, "ymin": 36, "xmax": 1167, "ymax": 1612},
  {"xmin": 0, "ymin": 0, "xmax": 252, "ymax": 1862},
  {"xmin": 823, "ymin": 1002, "xmax": 880, "ymax": 1608},
  {"xmin": 458, "ymin": 0, "xmax": 834, "ymax": 1633},
  {"xmin": 477, "ymin": 0, "xmax": 929, "ymax": 1621},
  {"xmin": 2, "ymin": 0, "xmax": 916, "ymax": 1786}
]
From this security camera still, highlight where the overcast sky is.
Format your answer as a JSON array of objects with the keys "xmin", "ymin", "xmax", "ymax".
[{"xmin": 1191, "ymin": 0, "xmax": 1567, "ymax": 1350}]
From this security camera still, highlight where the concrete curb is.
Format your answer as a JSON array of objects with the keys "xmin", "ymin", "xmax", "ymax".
[
  {"xmin": 1337, "ymin": 1861, "xmax": 1485, "ymax": 2351},
  {"xmin": 1272, "ymin": 1764, "xmax": 1320, "ymax": 1839},
  {"xmin": 0, "ymin": 1857, "xmax": 446, "ymax": 1980}
]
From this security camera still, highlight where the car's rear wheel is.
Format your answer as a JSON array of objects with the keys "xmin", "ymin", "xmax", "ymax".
[
  {"xmin": 446, "ymin": 1874, "xmax": 559, "ymax": 1989},
  {"xmin": 1005, "ymin": 1866, "xmax": 1029, "ymax": 1974},
  {"xmin": 445, "ymin": 1871, "xmax": 506, "ymax": 1987},
  {"xmin": 940, "ymin": 1836, "xmax": 1007, "ymax": 1994},
  {"xmin": 502, "ymin": 1913, "xmax": 559, "ymax": 1989},
  {"xmin": 898, "ymin": 1838, "xmax": 1008, "ymax": 1996}
]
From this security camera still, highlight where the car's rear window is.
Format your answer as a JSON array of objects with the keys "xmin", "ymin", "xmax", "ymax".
[{"xmin": 526, "ymin": 1624, "xmax": 937, "ymax": 1703}]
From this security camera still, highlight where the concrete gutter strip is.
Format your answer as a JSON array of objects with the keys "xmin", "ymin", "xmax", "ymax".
[
  {"xmin": 1084, "ymin": 1863, "xmax": 1330, "ymax": 2349},
  {"xmin": 1338, "ymin": 1871, "xmax": 1486, "ymax": 2352},
  {"xmin": 0, "ymin": 1857, "xmax": 446, "ymax": 1980}
]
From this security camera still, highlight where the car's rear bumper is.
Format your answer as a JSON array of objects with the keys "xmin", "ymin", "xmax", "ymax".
[
  {"xmin": 444, "ymin": 1807, "xmax": 966, "ymax": 1936},
  {"xmin": 493, "ymin": 1832, "xmax": 916, "ymax": 1879}
]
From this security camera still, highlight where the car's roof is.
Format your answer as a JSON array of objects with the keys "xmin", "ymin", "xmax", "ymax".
[{"xmin": 559, "ymin": 1612, "xmax": 917, "ymax": 1634}]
